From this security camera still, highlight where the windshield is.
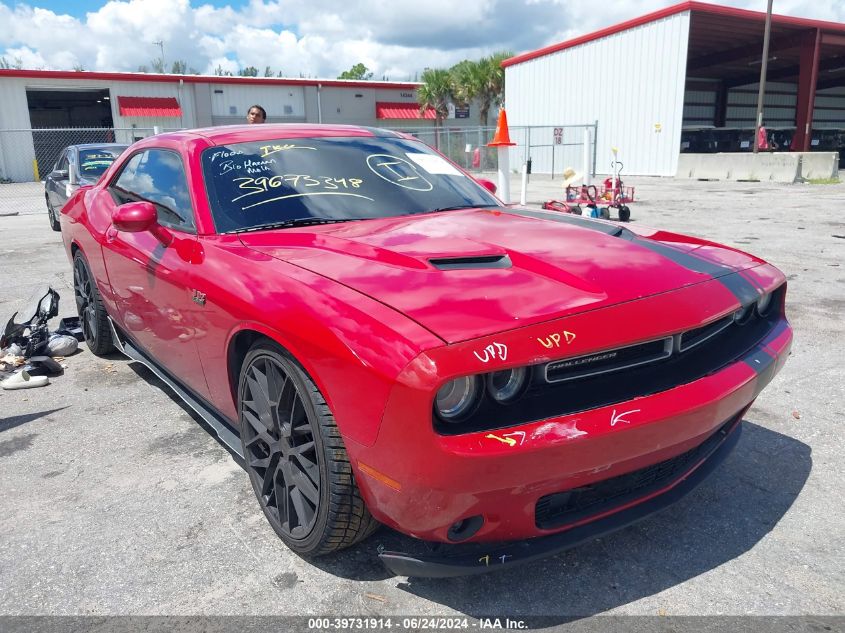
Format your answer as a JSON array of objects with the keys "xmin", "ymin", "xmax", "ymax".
[
  {"xmin": 201, "ymin": 135, "xmax": 501, "ymax": 233},
  {"xmin": 78, "ymin": 147, "xmax": 126, "ymax": 177}
]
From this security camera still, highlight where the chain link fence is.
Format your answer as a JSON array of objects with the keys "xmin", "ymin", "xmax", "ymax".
[
  {"xmin": 0, "ymin": 127, "xmax": 180, "ymax": 184},
  {"xmin": 0, "ymin": 123, "xmax": 598, "ymax": 217},
  {"xmin": 396, "ymin": 124, "xmax": 599, "ymax": 179},
  {"xmin": 0, "ymin": 127, "xmax": 178, "ymax": 217}
]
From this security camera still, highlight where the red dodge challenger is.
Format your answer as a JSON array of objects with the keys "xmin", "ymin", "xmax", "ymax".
[{"xmin": 60, "ymin": 124, "xmax": 792, "ymax": 577}]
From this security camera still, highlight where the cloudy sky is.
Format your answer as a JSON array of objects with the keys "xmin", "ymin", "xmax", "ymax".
[{"xmin": 1, "ymin": 0, "xmax": 843, "ymax": 80}]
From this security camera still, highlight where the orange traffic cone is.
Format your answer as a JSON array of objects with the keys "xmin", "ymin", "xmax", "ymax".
[{"xmin": 488, "ymin": 108, "xmax": 516, "ymax": 147}]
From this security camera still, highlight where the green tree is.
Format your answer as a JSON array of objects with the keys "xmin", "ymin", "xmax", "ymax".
[
  {"xmin": 214, "ymin": 64, "xmax": 233, "ymax": 76},
  {"xmin": 239, "ymin": 66, "xmax": 259, "ymax": 77},
  {"xmin": 170, "ymin": 60, "xmax": 187, "ymax": 74},
  {"xmin": 0, "ymin": 56, "xmax": 23, "ymax": 70},
  {"xmin": 417, "ymin": 68, "xmax": 454, "ymax": 148},
  {"xmin": 337, "ymin": 63, "xmax": 373, "ymax": 80},
  {"xmin": 450, "ymin": 52, "xmax": 513, "ymax": 127},
  {"xmin": 150, "ymin": 58, "xmax": 166, "ymax": 73}
]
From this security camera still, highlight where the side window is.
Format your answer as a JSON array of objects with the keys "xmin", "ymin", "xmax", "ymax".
[{"xmin": 110, "ymin": 149, "xmax": 196, "ymax": 232}]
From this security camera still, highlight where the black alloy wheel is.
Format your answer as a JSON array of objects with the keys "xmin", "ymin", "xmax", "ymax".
[
  {"xmin": 73, "ymin": 252, "xmax": 114, "ymax": 355},
  {"xmin": 239, "ymin": 343, "xmax": 378, "ymax": 555},
  {"xmin": 46, "ymin": 195, "xmax": 60, "ymax": 232}
]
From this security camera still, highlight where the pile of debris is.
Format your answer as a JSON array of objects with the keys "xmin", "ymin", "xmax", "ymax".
[{"xmin": 0, "ymin": 287, "xmax": 82, "ymax": 390}]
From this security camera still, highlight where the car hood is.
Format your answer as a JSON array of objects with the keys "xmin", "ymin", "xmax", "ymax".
[{"xmin": 239, "ymin": 208, "xmax": 763, "ymax": 343}]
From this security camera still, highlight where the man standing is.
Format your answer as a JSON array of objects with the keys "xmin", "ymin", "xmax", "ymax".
[{"xmin": 246, "ymin": 105, "xmax": 267, "ymax": 124}]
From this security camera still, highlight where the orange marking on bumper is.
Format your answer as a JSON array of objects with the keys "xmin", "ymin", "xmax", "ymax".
[{"xmin": 358, "ymin": 461, "xmax": 402, "ymax": 491}]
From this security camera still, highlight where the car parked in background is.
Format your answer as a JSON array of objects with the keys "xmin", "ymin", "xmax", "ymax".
[
  {"xmin": 45, "ymin": 143, "xmax": 128, "ymax": 231},
  {"xmin": 60, "ymin": 124, "xmax": 791, "ymax": 577}
]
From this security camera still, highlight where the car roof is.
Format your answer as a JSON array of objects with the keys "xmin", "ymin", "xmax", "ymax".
[
  {"xmin": 148, "ymin": 123, "xmax": 409, "ymax": 146},
  {"xmin": 70, "ymin": 143, "xmax": 130, "ymax": 150}
]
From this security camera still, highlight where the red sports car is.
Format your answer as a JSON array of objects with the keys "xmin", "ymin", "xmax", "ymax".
[{"xmin": 60, "ymin": 124, "xmax": 792, "ymax": 577}]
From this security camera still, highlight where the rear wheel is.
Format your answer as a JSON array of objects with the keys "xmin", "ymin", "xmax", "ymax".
[
  {"xmin": 73, "ymin": 252, "xmax": 114, "ymax": 355},
  {"xmin": 46, "ymin": 195, "xmax": 60, "ymax": 232},
  {"xmin": 619, "ymin": 205, "xmax": 631, "ymax": 222},
  {"xmin": 238, "ymin": 342, "xmax": 379, "ymax": 555}
]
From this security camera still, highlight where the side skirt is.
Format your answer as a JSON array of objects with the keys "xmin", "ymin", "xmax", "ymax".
[{"xmin": 107, "ymin": 318, "xmax": 244, "ymax": 459}]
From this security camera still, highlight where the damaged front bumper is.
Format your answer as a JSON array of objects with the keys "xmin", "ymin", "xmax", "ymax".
[{"xmin": 378, "ymin": 418, "xmax": 742, "ymax": 578}]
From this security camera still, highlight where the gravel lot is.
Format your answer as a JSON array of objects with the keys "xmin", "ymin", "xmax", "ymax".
[{"xmin": 0, "ymin": 174, "xmax": 843, "ymax": 623}]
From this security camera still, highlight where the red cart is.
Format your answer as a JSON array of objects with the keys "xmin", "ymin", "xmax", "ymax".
[{"xmin": 543, "ymin": 177, "xmax": 635, "ymax": 222}]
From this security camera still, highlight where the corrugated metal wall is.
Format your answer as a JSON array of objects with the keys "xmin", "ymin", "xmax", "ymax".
[
  {"xmin": 505, "ymin": 11, "xmax": 691, "ymax": 176},
  {"xmin": 209, "ymin": 83, "xmax": 306, "ymax": 125}
]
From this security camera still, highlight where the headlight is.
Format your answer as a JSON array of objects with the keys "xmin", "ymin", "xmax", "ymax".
[
  {"xmin": 435, "ymin": 375, "xmax": 482, "ymax": 422},
  {"xmin": 486, "ymin": 367, "xmax": 528, "ymax": 404},
  {"xmin": 734, "ymin": 304, "xmax": 753, "ymax": 324},
  {"xmin": 757, "ymin": 292, "xmax": 773, "ymax": 316}
]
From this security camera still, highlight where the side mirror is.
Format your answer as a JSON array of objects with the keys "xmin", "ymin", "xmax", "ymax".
[
  {"xmin": 51, "ymin": 169, "xmax": 69, "ymax": 180},
  {"xmin": 113, "ymin": 201, "xmax": 157, "ymax": 232},
  {"xmin": 112, "ymin": 201, "xmax": 172, "ymax": 245},
  {"xmin": 37, "ymin": 288, "xmax": 60, "ymax": 320},
  {"xmin": 476, "ymin": 178, "xmax": 497, "ymax": 195}
]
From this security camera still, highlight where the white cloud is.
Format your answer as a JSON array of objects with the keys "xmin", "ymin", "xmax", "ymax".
[{"xmin": 1, "ymin": 0, "xmax": 843, "ymax": 77}]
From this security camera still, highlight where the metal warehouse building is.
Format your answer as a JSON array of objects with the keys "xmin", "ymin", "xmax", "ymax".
[
  {"xmin": 504, "ymin": 1, "xmax": 845, "ymax": 176},
  {"xmin": 0, "ymin": 70, "xmax": 478, "ymax": 182}
]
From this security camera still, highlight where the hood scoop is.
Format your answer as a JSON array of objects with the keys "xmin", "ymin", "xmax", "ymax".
[{"xmin": 429, "ymin": 254, "xmax": 512, "ymax": 271}]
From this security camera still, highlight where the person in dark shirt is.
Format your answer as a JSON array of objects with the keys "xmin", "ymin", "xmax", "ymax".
[{"xmin": 246, "ymin": 105, "xmax": 267, "ymax": 124}]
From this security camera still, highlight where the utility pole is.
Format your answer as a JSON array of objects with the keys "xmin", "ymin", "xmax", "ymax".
[
  {"xmin": 153, "ymin": 39, "xmax": 165, "ymax": 71},
  {"xmin": 753, "ymin": 0, "xmax": 774, "ymax": 153}
]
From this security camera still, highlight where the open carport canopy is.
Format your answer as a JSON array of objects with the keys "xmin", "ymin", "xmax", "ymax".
[
  {"xmin": 687, "ymin": 7, "xmax": 845, "ymax": 89},
  {"xmin": 685, "ymin": 2, "xmax": 845, "ymax": 150}
]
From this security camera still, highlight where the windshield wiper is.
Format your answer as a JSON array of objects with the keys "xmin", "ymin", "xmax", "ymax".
[
  {"xmin": 427, "ymin": 204, "xmax": 501, "ymax": 214},
  {"xmin": 229, "ymin": 217, "xmax": 359, "ymax": 234}
]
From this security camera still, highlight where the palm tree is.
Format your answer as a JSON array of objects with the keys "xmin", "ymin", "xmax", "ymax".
[
  {"xmin": 475, "ymin": 51, "xmax": 513, "ymax": 127},
  {"xmin": 450, "ymin": 59, "xmax": 480, "ymax": 108},
  {"xmin": 418, "ymin": 68, "xmax": 454, "ymax": 149}
]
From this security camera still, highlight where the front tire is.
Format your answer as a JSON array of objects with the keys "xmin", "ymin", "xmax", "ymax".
[
  {"xmin": 238, "ymin": 342, "xmax": 379, "ymax": 555},
  {"xmin": 46, "ymin": 195, "xmax": 60, "ymax": 232},
  {"xmin": 73, "ymin": 251, "xmax": 115, "ymax": 355}
]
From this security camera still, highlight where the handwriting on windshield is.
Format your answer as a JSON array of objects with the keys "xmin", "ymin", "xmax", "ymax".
[
  {"xmin": 366, "ymin": 154, "xmax": 433, "ymax": 192},
  {"xmin": 231, "ymin": 175, "xmax": 364, "ymax": 203},
  {"xmin": 240, "ymin": 191, "xmax": 374, "ymax": 211},
  {"xmin": 220, "ymin": 157, "xmax": 276, "ymax": 176},
  {"xmin": 81, "ymin": 154, "xmax": 115, "ymax": 160},
  {"xmin": 259, "ymin": 144, "xmax": 317, "ymax": 157}
]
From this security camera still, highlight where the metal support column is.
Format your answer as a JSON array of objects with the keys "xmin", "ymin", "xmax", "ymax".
[
  {"xmin": 793, "ymin": 28, "xmax": 822, "ymax": 152},
  {"xmin": 715, "ymin": 81, "xmax": 728, "ymax": 128}
]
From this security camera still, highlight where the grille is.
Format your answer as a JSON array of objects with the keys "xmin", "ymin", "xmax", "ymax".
[
  {"xmin": 679, "ymin": 314, "xmax": 734, "ymax": 352},
  {"xmin": 545, "ymin": 338, "xmax": 672, "ymax": 383},
  {"xmin": 535, "ymin": 416, "xmax": 738, "ymax": 530}
]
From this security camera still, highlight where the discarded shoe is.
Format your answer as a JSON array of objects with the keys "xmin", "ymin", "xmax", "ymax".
[
  {"xmin": 23, "ymin": 356, "xmax": 64, "ymax": 376},
  {"xmin": 1, "ymin": 370, "xmax": 49, "ymax": 390}
]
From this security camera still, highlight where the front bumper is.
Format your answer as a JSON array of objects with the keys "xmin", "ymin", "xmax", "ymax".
[{"xmin": 379, "ymin": 416, "xmax": 742, "ymax": 577}]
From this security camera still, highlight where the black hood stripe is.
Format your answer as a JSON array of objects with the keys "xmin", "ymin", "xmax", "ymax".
[
  {"xmin": 743, "ymin": 347, "xmax": 778, "ymax": 397},
  {"xmin": 504, "ymin": 207, "xmax": 762, "ymax": 305}
]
